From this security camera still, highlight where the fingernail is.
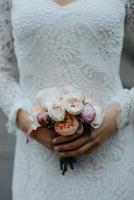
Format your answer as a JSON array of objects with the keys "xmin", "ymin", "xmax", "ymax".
[
  {"xmin": 60, "ymin": 153, "xmax": 65, "ymax": 156},
  {"xmin": 52, "ymin": 139, "xmax": 57, "ymax": 144},
  {"xmin": 54, "ymin": 146, "xmax": 59, "ymax": 150}
]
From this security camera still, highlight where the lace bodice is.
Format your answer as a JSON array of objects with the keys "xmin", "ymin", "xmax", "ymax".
[{"xmin": 0, "ymin": 0, "xmax": 134, "ymax": 133}]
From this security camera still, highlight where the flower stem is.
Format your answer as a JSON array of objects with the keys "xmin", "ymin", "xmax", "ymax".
[{"xmin": 60, "ymin": 157, "xmax": 76, "ymax": 175}]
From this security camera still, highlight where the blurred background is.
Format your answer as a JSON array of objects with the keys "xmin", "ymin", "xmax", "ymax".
[{"xmin": 0, "ymin": 29, "xmax": 134, "ymax": 200}]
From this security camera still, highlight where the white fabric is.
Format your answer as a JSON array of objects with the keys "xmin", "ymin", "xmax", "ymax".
[
  {"xmin": 0, "ymin": 0, "xmax": 134, "ymax": 199},
  {"xmin": 0, "ymin": 0, "xmax": 32, "ymax": 134}
]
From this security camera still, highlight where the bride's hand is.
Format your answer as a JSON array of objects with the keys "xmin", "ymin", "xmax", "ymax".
[
  {"xmin": 52, "ymin": 103, "xmax": 121, "ymax": 157},
  {"xmin": 16, "ymin": 109, "xmax": 58, "ymax": 150}
]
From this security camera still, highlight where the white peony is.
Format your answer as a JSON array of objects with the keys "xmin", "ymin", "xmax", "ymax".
[{"xmin": 36, "ymin": 87, "xmax": 60, "ymax": 109}]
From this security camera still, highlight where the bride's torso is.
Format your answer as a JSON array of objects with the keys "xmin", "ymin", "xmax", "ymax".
[
  {"xmin": 11, "ymin": 0, "xmax": 126, "ymax": 105},
  {"xmin": 11, "ymin": 1, "xmax": 134, "ymax": 199}
]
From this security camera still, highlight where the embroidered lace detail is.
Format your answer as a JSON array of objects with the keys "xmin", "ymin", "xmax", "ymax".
[
  {"xmin": 0, "ymin": 0, "xmax": 32, "ymax": 134},
  {"xmin": 109, "ymin": 89, "xmax": 132, "ymax": 129},
  {"xmin": 0, "ymin": 0, "xmax": 134, "ymax": 200}
]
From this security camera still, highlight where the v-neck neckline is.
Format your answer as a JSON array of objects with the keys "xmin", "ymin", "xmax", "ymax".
[{"xmin": 48, "ymin": 0, "xmax": 80, "ymax": 9}]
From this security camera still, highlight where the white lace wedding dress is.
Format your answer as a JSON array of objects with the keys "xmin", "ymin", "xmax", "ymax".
[{"xmin": 0, "ymin": 0, "xmax": 134, "ymax": 199}]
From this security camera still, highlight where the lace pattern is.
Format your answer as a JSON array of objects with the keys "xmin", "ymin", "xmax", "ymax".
[
  {"xmin": 108, "ymin": 0, "xmax": 134, "ymax": 129},
  {"xmin": 0, "ymin": 0, "xmax": 134, "ymax": 200},
  {"xmin": 0, "ymin": 0, "xmax": 31, "ymax": 134},
  {"xmin": 109, "ymin": 89, "xmax": 132, "ymax": 129}
]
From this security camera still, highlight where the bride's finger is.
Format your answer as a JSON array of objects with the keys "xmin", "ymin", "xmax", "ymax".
[
  {"xmin": 84, "ymin": 144, "xmax": 98, "ymax": 155},
  {"xmin": 58, "ymin": 139, "xmax": 98, "ymax": 157},
  {"xmin": 54, "ymin": 135, "xmax": 90, "ymax": 151},
  {"xmin": 52, "ymin": 133, "xmax": 82, "ymax": 145},
  {"xmin": 88, "ymin": 130, "xmax": 100, "ymax": 142}
]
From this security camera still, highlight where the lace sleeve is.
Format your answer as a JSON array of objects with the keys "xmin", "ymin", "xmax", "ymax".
[
  {"xmin": 106, "ymin": 1, "xmax": 134, "ymax": 130},
  {"xmin": 126, "ymin": 0, "xmax": 134, "ymax": 37},
  {"xmin": 108, "ymin": 88, "xmax": 134, "ymax": 129},
  {"xmin": 0, "ymin": 0, "xmax": 32, "ymax": 134}
]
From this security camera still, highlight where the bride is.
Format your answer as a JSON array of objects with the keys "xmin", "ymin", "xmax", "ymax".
[{"xmin": 0, "ymin": 0, "xmax": 134, "ymax": 199}]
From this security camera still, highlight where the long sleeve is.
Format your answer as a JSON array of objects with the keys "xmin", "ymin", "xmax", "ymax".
[
  {"xmin": 0, "ymin": 0, "xmax": 31, "ymax": 134},
  {"xmin": 108, "ymin": 0, "xmax": 134, "ymax": 130}
]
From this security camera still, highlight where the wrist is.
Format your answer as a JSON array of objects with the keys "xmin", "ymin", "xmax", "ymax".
[
  {"xmin": 105, "ymin": 103, "xmax": 121, "ymax": 115},
  {"xmin": 16, "ymin": 109, "xmax": 32, "ymax": 134},
  {"xmin": 105, "ymin": 103, "xmax": 122, "ymax": 131}
]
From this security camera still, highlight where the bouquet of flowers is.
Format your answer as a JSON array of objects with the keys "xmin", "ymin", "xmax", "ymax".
[{"xmin": 28, "ymin": 86, "xmax": 105, "ymax": 175}]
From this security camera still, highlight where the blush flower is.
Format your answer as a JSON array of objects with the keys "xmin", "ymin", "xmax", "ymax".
[{"xmin": 80, "ymin": 104, "xmax": 96, "ymax": 124}]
